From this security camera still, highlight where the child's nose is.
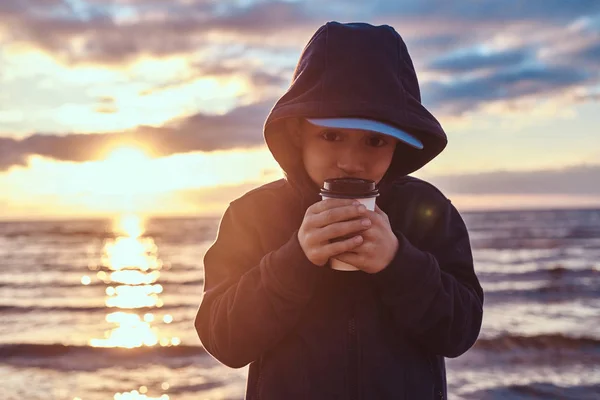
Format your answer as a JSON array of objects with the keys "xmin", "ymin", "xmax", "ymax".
[{"xmin": 336, "ymin": 150, "xmax": 365, "ymax": 175}]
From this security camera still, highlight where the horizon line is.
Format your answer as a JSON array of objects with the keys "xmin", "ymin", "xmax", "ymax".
[{"xmin": 1, "ymin": 204, "xmax": 599, "ymax": 223}]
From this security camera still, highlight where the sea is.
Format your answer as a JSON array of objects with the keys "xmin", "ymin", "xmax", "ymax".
[{"xmin": 1, "ymin": 208, "xmax": 599, "ymax": 400}]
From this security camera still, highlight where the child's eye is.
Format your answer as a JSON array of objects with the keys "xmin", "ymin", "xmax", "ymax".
[
  {"xmin": 366, "ymin": 136, "xmax": 387, "ymax": 147},
  {"xmin": 321, "ymin": 131, "xmax": 341, "ymax": 141}
]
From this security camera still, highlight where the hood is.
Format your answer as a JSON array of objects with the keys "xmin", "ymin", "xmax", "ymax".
[{"xmin": 263, "ymin": 21, "xmax": 448, "ymax": 207}]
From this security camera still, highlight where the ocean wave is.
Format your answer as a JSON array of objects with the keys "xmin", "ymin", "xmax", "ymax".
[
  {"xmin": 2, "ymin": 334, "xmax": 599, "ymax": 372},
  {"xmin": 483, "ymin": 277, "xmax": 599, "ymax": 296},
  {"xmin": 455, "ymin": 333, "xmax": 600, "ymax": 368},
  {"xmin": 0, "ymin": 342, "xmax": 211, "ymax": 371},
  {"xmin": 0, "ymin": 277, "xmax": 204, "ymax": 289},
  {"xmin": 0, "ymin": 305, "xmax": 105, "ymax": 313},
  {"xmin": 482, "ymin": 287, "xmax": 600, "ymax": 307},
  {"xmin": 474, "ymin": 333, "xmax": 600, "ymax": 352},
  {"xmin": 0, "ymin": 261, "xmax": 202, "ymax": 275},
  {"xmin": 0, "ymin": 343, "xmax": 206, "ymax": 358},
  {"xmin": 5, "ymin": 334, "xmax": 598, "ymax": 358},
  {"xmin": 0, "ymin": 304, "xmax": 186, "ymax": 314},
  {"xmin": 565, "ymin": 226, "xmax": 600, "ymax": 239},
  {"xmin": 3, "ymin": 229, "xmax": 117, "ymax": 240},
  {"xmin": 479, "ymin": 265, "xmax": 599, "ymax": 282},
  {"xmin": 471, "ymin": 237, "xmax": 598, "ymax": 250},
  {"xmin": 0, "ymin": 226, "xmax": 215, "ymax": 244},
  {"xmin": 462, "ymin": 382, "xmax": 600, "ymax": 400}
]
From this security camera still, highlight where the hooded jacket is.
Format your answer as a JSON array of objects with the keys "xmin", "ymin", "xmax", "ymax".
[{"xmin": 195, "ymin": 22, "xmax": 484, "ymax": 400}]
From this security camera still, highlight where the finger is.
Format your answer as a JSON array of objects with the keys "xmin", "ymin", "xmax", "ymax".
[
  {"xmin": 308, "ymin": 198, "xmax": 357, "ymax": 215},
  {"xmin": 345, "ymin": 239, "xmax": 374, "ymax": 254},
  {"xmin": 335, "ymin": 238, "xmax": 378, "ymax": 264},
  {"xmin": 320, "ymin": 234, "xmax": 364, "ymax": 259},
  {"xmin": 313, "ymin": 218, "xmax": 372, "ymax": 243},
  {"xmin": 311, "ymin": 203, "xmax": 367, "ymax": 229},
  {"xmin": 359, "ymin": 210, "xmax": 383, "ymax": 227}
]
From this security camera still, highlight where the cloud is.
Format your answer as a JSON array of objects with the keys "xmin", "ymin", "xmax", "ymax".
[
  {"xmin": 1, "ymin": 0, "xmax": 314, "ymax": 65},
  {"xmin": 94, "ymin": 96, "xmax": 118, "ymax": 114},
  {"xmin": 140, "ymin": 56, "xmax": 293, "ymax": 97},
  {"xmin": 575, "ymin": 41, "xmax": 600, "ymax": 65},
  {"xmin": 428, "ymin": 164, "xmax": 600, "ymax": 196},
  {"xmin": 206, "ymin": 1, "xmax": 313, "ymax": 33},
  {"xmin": 375, "ymin": 0, "xmax": 600, "ymax": 22},
  {"xmin": 428, "ymin": 47, "xmax": 532, "ymax": 73},
  {"xmin": 176, "ymin": 181, "xmax": 271, "ymax": 205},
  {"xmin": 2, "ymin": 1, "xmax": 600, "ymax": 123},
  {"xmin": 3, "ymin": 0, "xmax": 600, "ymax": 67},
  {"xmin": 423, "ymin": 64, "xmax": 592, "ymax": 114},
  {"xmin": 408, "ymin": 33, "xmax": 468, "ymax": 55},
  {"xmin": 0, "ymin": 0, "xmax": 66, "ymax": 15},
  {"xmin": 0, "ymin": 100, "xmax": 275, "ymax": 171},
  {"xmin": 248, "ymin": 71, "xmax": 290, "ymax": 88},
  {"xmin": 6, "ymin": 0, "xmax": 595, "ymax": 66}
]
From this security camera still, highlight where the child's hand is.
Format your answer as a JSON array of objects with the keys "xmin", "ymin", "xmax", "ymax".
[
  {"xmin": 334, "ymin": 204, "xmax": 399, "ymax": 274},
  {"xmin": 298, "ymin": 198, "xmax": 371, "ymax": 267}
]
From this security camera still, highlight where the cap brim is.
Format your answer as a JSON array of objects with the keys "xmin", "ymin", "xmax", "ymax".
[{"xmin": 306, "ymin": 117, "xmax": 423, "ymax": 150}]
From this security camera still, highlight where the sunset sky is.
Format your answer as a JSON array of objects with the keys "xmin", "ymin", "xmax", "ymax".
[{"xmin": 1, "ymin": 0, "xmax": 599, "ymax": 220}]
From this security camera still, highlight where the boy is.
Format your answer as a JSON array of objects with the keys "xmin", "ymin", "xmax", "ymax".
[{"xmin": 195, "ymin": 21, "xmax": 484, "ymax": 400}]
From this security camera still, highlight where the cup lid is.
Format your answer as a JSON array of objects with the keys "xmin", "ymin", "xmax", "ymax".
[{"xmin": 320, "ymin": 177, "xmax": 379, "ymax": 197}]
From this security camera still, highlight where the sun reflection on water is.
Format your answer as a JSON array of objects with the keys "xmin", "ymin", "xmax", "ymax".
[
  {"xmin": 87, "ymin": 213, "xmax": 179, "ymax": 350},
  {"xmin": 114, "ymin": 391, "xmax": 169, "ymax": 400},
  {"xmin": 90, "ymin": 312, "xmax": 158, "ymax": 348},
  {"xmin": 110, "ymin": 270, "xmax": 160, "ymax": 285},
  {"xmin": 102, "ymin": 236, "xmax": 161, "ymax": 271}
]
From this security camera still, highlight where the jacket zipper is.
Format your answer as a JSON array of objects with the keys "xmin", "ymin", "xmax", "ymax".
[{"xmin": 348, "ymin": 316, "xmax": 358, "ymax": 400}]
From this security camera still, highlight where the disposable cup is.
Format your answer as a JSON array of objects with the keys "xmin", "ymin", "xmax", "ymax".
[{"xmin": 319, "ymin": 178, "xmax": 379, "ymax": 271}]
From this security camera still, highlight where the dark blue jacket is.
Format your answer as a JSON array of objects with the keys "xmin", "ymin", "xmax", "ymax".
[{"xmin": 195, "ymin": 22, "xmax": 484, "ymax": 400}]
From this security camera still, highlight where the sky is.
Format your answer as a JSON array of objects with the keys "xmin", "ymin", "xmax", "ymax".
[{"xmin": 1, "ymin": 0, "xmax": 599, "ymax": 220}]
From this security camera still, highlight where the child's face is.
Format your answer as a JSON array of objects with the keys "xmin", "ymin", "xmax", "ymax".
[{"xmin": 295, "ymin": 120, "xmax": 399, "ymax": 187}]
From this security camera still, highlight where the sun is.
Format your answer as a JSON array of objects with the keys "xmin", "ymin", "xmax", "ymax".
[
  {"xmin": 106, "ymin": 147, "xmax": 149, "ymax": 165},
  {"xmin": 115, "ymin": 213, "xmax": 145, "ymax": 238},
  {"xmin": 101, "ymin": 146, "xmax": 153, "ymax": 212}
]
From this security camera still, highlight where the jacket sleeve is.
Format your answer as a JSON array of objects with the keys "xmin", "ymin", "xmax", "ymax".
[
  {"xmin": 194, "ymin": 201, "xmax": 325, "ymax": 368},
  {"xmin": 370, "ymin": 197, "xmax": 484, "ymax": 358}
]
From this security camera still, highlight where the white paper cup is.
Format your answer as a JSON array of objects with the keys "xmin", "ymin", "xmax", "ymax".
[{"xmin": 320, "ymin": 195, "xmax": 377, "ymax": 271}]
